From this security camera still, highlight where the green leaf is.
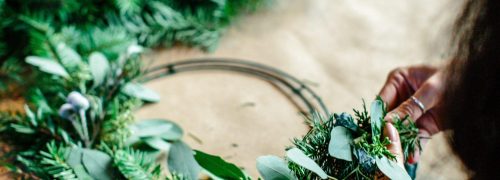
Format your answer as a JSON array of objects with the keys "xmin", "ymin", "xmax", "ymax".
[
  {"xmin": 89, "ymin": 52, "xmax": 110, "ymax": 86},
  {"xmin": 131, "ymin": 119, "xmax": 183, "ymax": 141},
  {"xmin": 127, "ymin": 44, "xmax": 144, "ymax": 56},
  {"xmin": 10, "ymin": 124, "xmax": 35, "ymax": 134},
  {"xmin": 57, "ymin": 43, "xmax": 82, "ymax": 68},
  {"xmin": 121, "ymin": 82, "xmax": 160, "ymax": 102},
  {"xmin": 256, "ymin": 155, "xmax": 296, "ymax": 180},
  {"xmin": 168, "ymin": 141, "xmax": 201, "ymax": 180},
  {"xmin": 26, "ymin": 56, "xmax": 69, "ymax": 78},
  {"xmin": 376, "ymin": 156, "xmax": 411, "ymax": 180},
  {"xmin": 328, "ymin": 126, "xmax": 353, "ymax": 161},
  {"xmin": 370, "ymin": 100, "xmax": 384, "ymax": 140},
  {"xmin": 66, "ymin": 147, "xmax": 83, "ymax": 168},
  {"xmin": 194, "ymin": 150, "xmax": 246, "ymax": 179},
  {"xmin": 286, "ymin": 148, "xmax": 327, "ymax": 179},
  {"xmin": 65, "ymin": 148, "xmax": 98, "ymax": 180},
  {"xmin": 24, "ymin": 105, "xmax": 37, "ymax": 127},
  {"xmin": 72, "ymin": 165, "xmax": 94, "ymax": 180},
  {"xmin": 144, "ymin": 137, "xmax": 171, "ymax": 150},
  {"xmin": 81, "ymin": 149, "xmax": 114, "ymax": 180}
]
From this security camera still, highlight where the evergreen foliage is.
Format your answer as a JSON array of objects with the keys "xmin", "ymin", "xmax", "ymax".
[
  {"xmin": 0, "ymin": 2, "xmax": 261, "ymax": 175},
  {"xmin": 0, "ymin": 0, "xmax": 268, "ymax": 95}
]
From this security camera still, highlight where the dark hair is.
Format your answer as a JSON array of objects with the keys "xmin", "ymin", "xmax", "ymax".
[{"xmin": 443, "ymin": 0, "xmax": 500, "ymax": 179}]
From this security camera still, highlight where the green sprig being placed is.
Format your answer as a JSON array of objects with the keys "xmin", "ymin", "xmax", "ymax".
[{"xmin": 257, "ymin": 98, "xmax": 421, "ymax": 180}]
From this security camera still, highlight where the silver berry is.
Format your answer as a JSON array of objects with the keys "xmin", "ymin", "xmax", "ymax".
[
  {"xmin": 67, "ymin": 91, "xmax": 90, "ymax": 110},
  {"xmin": 58, "ymin": 103, "xmax": 75, "ymax": 119}
]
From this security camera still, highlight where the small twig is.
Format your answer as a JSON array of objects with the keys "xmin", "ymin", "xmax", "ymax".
[
  {"xmin": 105, "ymin": 72, "xmax": 126, "ymax": 101},
  {"xmin": 79, "ymin": 110, "xmax": 90, "ymax": 148},
  {"xmin": 188, "ymin": 133, "xmax": 203, "ymax": 145},
  {"xmin": 38, "ymin": 128, "xmax": 62, "ymax": 141}
]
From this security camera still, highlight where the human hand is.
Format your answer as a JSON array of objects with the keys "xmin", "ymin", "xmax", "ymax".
[{"xmin": 378, "ymin": 66, "xmax": 445, "ymax": 164}]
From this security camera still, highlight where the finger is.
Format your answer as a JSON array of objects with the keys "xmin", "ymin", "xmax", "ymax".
[
  {"xmin": 410, "ymin": 72, "xmax": 443, "ymax": 112},
  {"xmin": 378, "ymin": 68, "xmax": 412, "ymax": 110},
  {"xmin": 415, "ymin": 109, "xmax": 441, "ymax": 135},
  {"xmin": 378, "ymin": 66, "xmax": 438, "ymax": 111},
  {"xmin": 384, "ymin": 73, "xmax": 443, "ymax": 122},
  {"xmin": 384, "ymin": 98, "xmax": 424, "ymax": 123},
  {"xmin": 383, "ymin": 122, "xmax": 405, "ymax": 167}
]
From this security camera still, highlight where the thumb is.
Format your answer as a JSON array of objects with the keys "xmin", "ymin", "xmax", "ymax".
[{"xmin": 383, "ymin": 122, "xmax": 404, "ymax": 167}]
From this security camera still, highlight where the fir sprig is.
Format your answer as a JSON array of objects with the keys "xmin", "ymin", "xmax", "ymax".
[
  {"xmin": 106, "ymin": 146, "xmax": 162, "ymax": 180},
  {"xmin": 38, "ymin": 142, "xmax": 78, "ymax": 180}
]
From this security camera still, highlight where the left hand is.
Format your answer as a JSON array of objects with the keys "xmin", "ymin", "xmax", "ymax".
[{"xmin": 378, "ymin": 66, "xmax": 445, "ymax": 164}]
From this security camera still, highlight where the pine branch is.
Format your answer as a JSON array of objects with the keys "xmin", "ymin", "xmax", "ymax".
[
  {"xmin": 110, "ymin": 148, "xmax": 161, "ymax": 180},
  {"xmin": 35, "ymin": 142, "xmax": 78, "ymax": 180}
]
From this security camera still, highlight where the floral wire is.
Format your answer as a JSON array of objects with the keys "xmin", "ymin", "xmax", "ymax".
[{"xmin": 141, "ymin": 58, "xmax": 329, "ymax": 117}]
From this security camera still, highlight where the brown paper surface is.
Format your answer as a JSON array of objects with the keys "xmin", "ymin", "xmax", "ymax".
[{"xmin": 135, "ymin": 0, "xmax": 468, "ymax": 179}]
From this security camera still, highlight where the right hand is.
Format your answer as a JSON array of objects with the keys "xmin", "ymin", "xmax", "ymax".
[{"xmin": 378, "ymin": 66, "xmax": 445, "ymax": 164}]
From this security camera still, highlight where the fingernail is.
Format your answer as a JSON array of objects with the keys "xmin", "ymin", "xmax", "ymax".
[
  {"xmin": 408, "ymin": 151, "xmax": 420, "ymax": 164},
  {"xmin": 384, "ymin": 123, "xmax": 400, "ymax": 142}
]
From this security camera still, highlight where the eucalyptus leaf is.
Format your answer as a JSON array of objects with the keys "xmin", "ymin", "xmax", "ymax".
[
  {"xmin": 285, "ymin": 148, "xmax": 327, "ymax": 179},
  {"xmin": 66, "ymin": 147, "xmax": 83, "ymax": 168},
  {"xmin": 144, "ymin": 137, "xmax": 171, "ymax": 150},
  {"xmin": 370, "ymin": 100, "xmax": 384, "ymax": 140},
  {"xmin": 376, "ymin": 156, "xmax": 411, "ymax": 180},
  {"xmin": 194, "ymin": 150, "xmax": 246, "ymax": 179},
  {"xmin": 127, "ymin": 44, "xmax": 144, "ymax": 56},
  {"xmin": 72, "ymin": 165, "xmax": 94, "ymax": 180},
  {"xmin": 256, "ymin": 155, "xmax": 297, "ymax": 180},
  {"xmin": 26, "ymin": 56, "xmax": 69, "ymax": 78},
  {"xmin": 131, "ymin": 119, "xmax": 183, "ymax": 141},
  {"xmin": 81, "ymin": 149, "xmax": 114, "ymax": 180},
  {"xmin": 328, "ymin": 126, "xmax": 353, "ymax": 161},
  {"xmin": 65, "ymin": 148, "xmax": 98, "ymax": 180},
  {"xmin": 121, "ymin": 82, "xmax": 160, "ymax": 102},
  {"xmin": 57, "ymin": 43, "xmax": 82, "ymax": 68},
  {"xmin": 89, "ymin": 52, "xmax": 110, "ymax": 86},
  {"xmin": 168, "ymin": 141, "xmax": 201, "ymax": 180},
  {"xmin": 125, "ymin": 135, "xmax": 140, "ymax": 146}
]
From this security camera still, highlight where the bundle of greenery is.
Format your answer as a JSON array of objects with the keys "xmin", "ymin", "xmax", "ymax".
[{"xmin": 257, "ymin": 99, "xmax": 421, "ymax": 180}]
